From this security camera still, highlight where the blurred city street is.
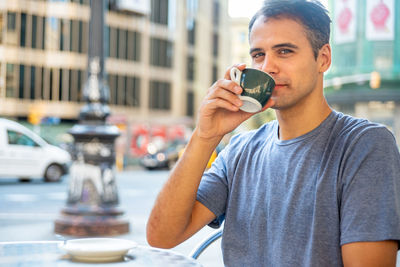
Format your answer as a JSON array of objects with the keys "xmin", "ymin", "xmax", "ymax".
[
  {"xmin": 0, "ymin": 169, "xmax": 224, "ymax": 267},
  {"xmin": 0, "ymin": 0, "xmax": 399, "ymax": 266}
]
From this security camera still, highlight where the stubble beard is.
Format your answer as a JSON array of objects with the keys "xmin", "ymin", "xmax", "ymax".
[{"xmin": 271, "ymin": 85, "xmax": 315, "ymax": 112}]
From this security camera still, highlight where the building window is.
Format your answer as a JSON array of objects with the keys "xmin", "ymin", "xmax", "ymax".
[
  {"xmin": 105, "ymin": 26, "xmax": 110, "ymax": 57},
  {"xmin": 68, "ymin": 69, "xmax": 75, "ymax": 101},
  {"xmin": 59, "ymin": 19, "xmax": 64, "ymax": 51},
  {"xmin": 212, "ymin": 32, "xmax": 219, "ymax": 57},
  {"xmin": 77, "ymin": 70, "xmax": 83, "ymax": 102},
  {"xmin": 30, "ymin": 66, "xmax": 35, "ymax": 100},
  {"xmin": 150, "ymin": 38, "xmax": 173, "ymax": 67},
  {"xmin": 6, "ymin": 63, "xmax": 15, "ymax": 98},
  {"xmin": 41, "ymin": 17, "xmax": 46, "ymax": 49},
  {"xmin": 117, "ymin": 75, "xmax": 126, "ymax": 105},
  {"xmin": 20, "ymin": 13, "xmax": 27, "ymax": 47},
  {"xmin": 212, "ymin": 64, "xmax": 218, "ymax": 83},
  {"xmin": 187, "ymin": 20, "xmax": 196, "ymax": 45},
  {"xmin": 58, "ymin": 69, "xmax": 63, "ymax": 101},
  {"xmin": 108, "ymin": 74, "xmax": 141, "ymax": 107},
  {"xmin": 151, "ymin": 0, "xmax": 169, "ymax": 25},
  {"xmin": 41, "ymin": 67, "xmax": 46, "ymax": 99},
  {"xmin": 187, "ymin": 0, "xmax": 198, "ymax": 13},
  {"xmin": 108, "ymin": 74, "xmax": 118, "ymax": 105},
  {"xmin": 7, "ymin": 12, "xmax": 16, "ymax": 31},
  {"xmin": 186, "ymin": 0, "xmax": 197, "ymax": 45},
  {"xmin": 119, "ymin": 29, "xmax": 127, "ymax": 60},
  {"xmin": 109, "ymin": 28, "xmax": 141, "ymax": 62},
  {"xmin": 239, "ymin": 31, "xmax": 247, "ymax": 44},
  {"xmin": 31, "ymin": 15, "xmax": 38, "ymax": 48},
  {"xmin": 134, "ymin": 31, "xmax": 141, "ymax": 61},
  {"xmin": 109, "ymin": 27, "xmax": 117, "ymax": 58},
  {"xmin": 49, "ymin": 69, "xmax": 54, "ymax": 100},
  {"xmin": 149, "ymin": 81, "xmax": 171, "ymax": 110},
  {"xmin": 133, "ymin": 77, "xmax": 141, "ymax": 107},
  {"xmin": 0, "ymin": 13, "xmax": 3, "ymax": 43},
  {"xmin": 126, "ymin": 76, "xmax": 140, "ymax": 107},
  {"xmin": 187, "ymin": 56, "xmax": 195, "ymax": 81},
  {"xmin": 19, "ymin": 65, "xmax": 25, "ymax": 99},
  {"xmin": 36, "ymin": 67, "xmax": 43, "ymax": 99},
  {"xmin": 78, "ymin": 21, "xmax": 83, "ymax": 53},
  {"xmin": 82, "ymin": 21, "xmax": 89, "ymax": 53},
  {"xmin": 127, "ymin": 31, "xmax": 141, "ymax": 61},
  {"xmin": 186, "ymin": 91, "xmax": 194, "ymax": 117},
  {"xmin": 69, "ymin": 20, "xmax": 87, "ymax": 53},
  {"xmin": 70, "ymin": 20, "xmax": 76, "ymax": 52},
  {"xmin": 115, "ymin": 27, "xmax": 120, "ymax": 58},
  {"xmin": 59, "ymin": 19, "xmax": 70, "ymax": 51},
  {"xmin": 212, "ymin": 0, "xmax": 220, "ymax": 26},
  {"xmin": 71, "ymin": 0, "xmax": 89, "ymax": 4}
]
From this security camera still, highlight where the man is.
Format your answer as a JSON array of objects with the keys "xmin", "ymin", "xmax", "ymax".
[{"xmin": 147, "ymin": 0, "xmax": 400, "ymax": 266}]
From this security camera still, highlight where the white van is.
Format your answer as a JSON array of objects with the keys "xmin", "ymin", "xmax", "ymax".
[{"xmin": 0, "ymin": 118, "xmax": 71, "ymax": 182}]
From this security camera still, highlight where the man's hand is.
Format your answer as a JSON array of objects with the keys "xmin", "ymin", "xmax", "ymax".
[{"xmin": 195, "ymin": 63, "xmax": 274, "ymax": 141}]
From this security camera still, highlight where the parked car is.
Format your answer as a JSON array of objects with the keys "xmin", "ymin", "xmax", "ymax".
[
  {"xmin": 140, "ymin": 139, "xmax": 221, "ymax": 171},
  {"xmin": 0, "ymin": 118, "xmax": 71, "ymax": 182},
  {"xmin": 140, "ymin": 140, "xmax": 186, "ymax": 170}
]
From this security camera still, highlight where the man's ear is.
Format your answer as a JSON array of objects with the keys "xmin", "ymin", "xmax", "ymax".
[{"xmin": 318, "ymin": 44, "xmax": 331, "ymax": 73}]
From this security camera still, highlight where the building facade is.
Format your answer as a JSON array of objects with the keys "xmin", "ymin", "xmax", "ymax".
[
  {"xmin": 325, "ymin": 0, "xmax": 400, "ymax": 144},
  {"xmin": 229, "ymin": 17, "xmax": 251, "ymax": 67},
  {"xmin": 0, "ymin": 0, "xmax": 231, "ymax": 125}
]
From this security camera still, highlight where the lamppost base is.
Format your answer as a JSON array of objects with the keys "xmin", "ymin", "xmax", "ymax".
[{"xmin": 54, "ymin": 206, "xmax": 130, "ymax": 236}]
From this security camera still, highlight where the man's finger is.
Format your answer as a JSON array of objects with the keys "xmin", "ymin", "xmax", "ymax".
[
  {"xmin": 223, "ymin": 63, "xmax": 247, "ymax": 80},
  {"xmin": 205, "ymin": 98, "xmax": 241, "ymax": 112}
]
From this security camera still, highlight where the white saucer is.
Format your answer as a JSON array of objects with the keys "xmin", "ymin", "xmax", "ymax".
[
  {"xmin": 60, "ymin": 238, "xmax": 137, "ymax": 262},
  {"xmin": 239, "ymin": 96, "xmax": 262, "ymax": 113}
]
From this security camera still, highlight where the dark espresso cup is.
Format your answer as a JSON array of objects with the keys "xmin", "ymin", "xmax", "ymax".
[{"xmin": 230, "ymin": 67, "xmax": 275, "ymax": 113}]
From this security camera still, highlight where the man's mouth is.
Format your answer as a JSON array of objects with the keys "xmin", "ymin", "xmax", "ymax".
[{"xmin": 274, "ymin": 84, "xmax": 286, "ymax": 90}]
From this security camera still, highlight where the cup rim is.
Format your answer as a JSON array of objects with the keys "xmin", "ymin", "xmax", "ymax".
[{"xmin": 242, "ymin": 68, "xmax": 275, "ymax": 82}]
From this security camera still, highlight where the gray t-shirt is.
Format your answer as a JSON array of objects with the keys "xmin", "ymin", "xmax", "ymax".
[{"xmin": 197, "ymin": 110, "xmax": 400, "ymax": 266}]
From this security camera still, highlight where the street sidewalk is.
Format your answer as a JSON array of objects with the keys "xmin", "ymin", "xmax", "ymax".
[{"xmin": 0, "ymin": 170, "xmax": 224, "ymax": 267}]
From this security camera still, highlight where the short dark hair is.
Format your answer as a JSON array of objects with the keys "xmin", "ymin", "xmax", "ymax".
[{"xmin": 249, "ymin": 0, "xmax": 331, "ymax": 59}]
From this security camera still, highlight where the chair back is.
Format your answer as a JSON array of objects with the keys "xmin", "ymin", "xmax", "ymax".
[{"xmin": 189, "ymin": 229, "xmax": 223, "ymax": 259}]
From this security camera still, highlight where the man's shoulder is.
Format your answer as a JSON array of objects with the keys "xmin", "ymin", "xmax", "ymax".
[
  {"xmin": 333, "ymin": 112, "xmax": 392, "ymax": 139},
  {"xmin": 330, "ymin": 111, "xmax": 397, "ymax": 151}
]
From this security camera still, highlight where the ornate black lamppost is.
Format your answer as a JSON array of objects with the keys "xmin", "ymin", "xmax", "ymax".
[{"xmin": 54, "ymin": 0, "xmax": 129, "ymax": 236}]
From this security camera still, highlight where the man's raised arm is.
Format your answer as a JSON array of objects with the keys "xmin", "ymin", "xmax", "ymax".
[
  {"xmin": 146, "ymin": 63, "xmax": 263, "ymax": 248},
  {"xmin": 146, "ymin": 132, "xmax": 221, "ymax": 248}
]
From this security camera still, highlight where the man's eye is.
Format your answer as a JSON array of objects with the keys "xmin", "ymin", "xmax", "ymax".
[
  {"xmin": 251, "ymin": 52, "xmax": 264, "ymax": 59},
  {"xmin": 278, "ymin": 49, "xmax": 293, "ymax": 55}
]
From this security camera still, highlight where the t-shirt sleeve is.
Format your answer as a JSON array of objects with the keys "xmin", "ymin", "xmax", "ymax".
[
  {"xmin": 340, "ymin": 126, "xmax": 400, "ymax": 247},
  {"xmin": 196, "ymin": 142, "xmax": 231, "ymax": 229}
]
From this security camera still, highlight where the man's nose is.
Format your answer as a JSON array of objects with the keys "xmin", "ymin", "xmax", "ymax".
[{"xmin": 261, "ymin": 55, "xmax": 278, "ymax": 75}]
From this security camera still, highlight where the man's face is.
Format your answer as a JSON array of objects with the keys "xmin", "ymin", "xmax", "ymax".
[{"xmin": 249, "ymin": 17, "xmax": 324, "ymax": 110}]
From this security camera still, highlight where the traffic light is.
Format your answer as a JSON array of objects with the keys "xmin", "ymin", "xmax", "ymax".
[{"xmin": 369, "ymin": 71, "xmax": 381, "ymax": 89}]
